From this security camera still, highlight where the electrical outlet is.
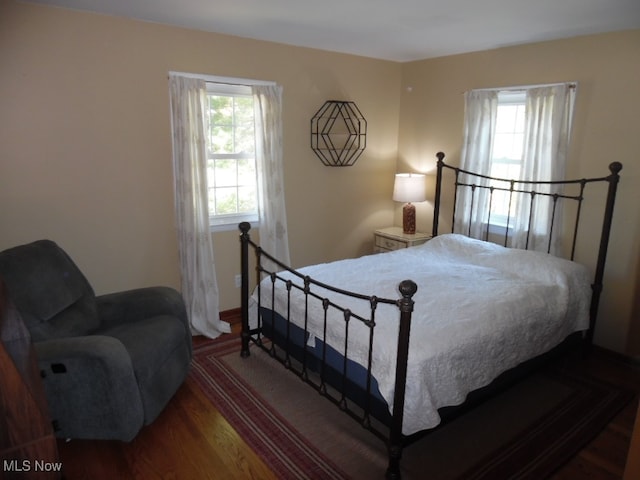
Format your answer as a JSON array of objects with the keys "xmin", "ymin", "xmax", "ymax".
[{"xmin": 235, "ymin": 274, "xmax": 242, "ymax": 288}]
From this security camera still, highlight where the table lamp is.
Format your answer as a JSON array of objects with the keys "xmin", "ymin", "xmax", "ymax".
[{"xmin": 393, "ymin": 173, "xmax": 426, "ymax": 234}]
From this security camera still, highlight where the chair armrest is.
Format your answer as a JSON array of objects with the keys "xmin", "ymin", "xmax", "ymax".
[
  {"xmin": 34, "ymin": 335, "xmax": 144, "ymax": 441},
  {"xmin": 96, "ymin": 286, "xmax": 192, "ymax": 358},
  {"xmin": 96, "ymin": 286, "xmax": 188, "ymax": 328}
]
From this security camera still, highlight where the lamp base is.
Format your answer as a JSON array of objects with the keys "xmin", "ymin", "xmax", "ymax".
[{"xmin": 402, "ymin": 203, "xmax": 416, "ymax": 234}]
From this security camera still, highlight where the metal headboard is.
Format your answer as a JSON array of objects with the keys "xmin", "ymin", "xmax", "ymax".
[{"xmin": 432, "ymin": 151, "xmax": 622, "ymax": 343}]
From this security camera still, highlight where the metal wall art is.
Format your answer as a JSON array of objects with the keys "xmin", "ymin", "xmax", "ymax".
[{"xmin": 310, "ymin": 100, "xmax": 367, "ymax": 167}]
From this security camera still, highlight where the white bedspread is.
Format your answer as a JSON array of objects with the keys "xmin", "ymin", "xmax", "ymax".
[{"xmin": 251, "ymin": 234, "xmax": 591, "ymax": 435}]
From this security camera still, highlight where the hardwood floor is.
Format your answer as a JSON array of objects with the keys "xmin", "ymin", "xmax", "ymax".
[
  {"xmin": 57, "ymin": 312, "xmax": 277, "ymax": 480},
  {"xmin": 548, "ymin": 349, "xmax": 640, "ymax": 480},
  {"xmin": 57, "ymin": 314, "xmax": 640, "ymax": 479},
  {"xmin": 57, "ymin": 375, "xmax": 277, "ymax": 480}
]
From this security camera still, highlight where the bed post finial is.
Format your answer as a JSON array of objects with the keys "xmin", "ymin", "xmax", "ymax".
[
  {"xmin": 239, "ymin": 222, "xmax": 252, "ymax": 357},
  {"xmin": 239, "ymin": 221, "xmax": 251, "ymax": 235},
  {"xmin": 398, "ymin": 279, "xmax": 418, "ymax": 300},
  {"xmin": 608, "ymin": 161, "xmax": 622, "ymax": 175}
]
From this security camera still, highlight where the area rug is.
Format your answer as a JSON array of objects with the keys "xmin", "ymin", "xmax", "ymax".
[{"xmin": 190, "ymin": 335, "xmax": 634, "ymax": 480}]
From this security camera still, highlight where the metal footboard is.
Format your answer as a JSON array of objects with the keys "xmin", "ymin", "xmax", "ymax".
[{"xmin": 239, "ymin": 222, "xmax": 416, "ymax": 480}]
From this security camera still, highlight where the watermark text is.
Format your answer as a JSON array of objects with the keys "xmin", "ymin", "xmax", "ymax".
[{"xmin": 3, "ymin": 459, "xmax": 63, "ymax": 473}]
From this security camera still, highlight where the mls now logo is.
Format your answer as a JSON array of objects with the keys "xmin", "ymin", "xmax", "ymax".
[{"xmin": 3, "ymin": 459, "xmax": 63, "ymax": 473}]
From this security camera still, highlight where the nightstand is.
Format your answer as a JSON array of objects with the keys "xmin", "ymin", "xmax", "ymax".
[{"xmin": 373, "ymin": 227, "xmax": 432, "ymax": 253}]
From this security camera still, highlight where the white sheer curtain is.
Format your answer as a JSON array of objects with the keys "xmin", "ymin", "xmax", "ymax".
[
  {"xmin": 253, "ymin": 84, "xmax": 290, "ymax": 267},
  {"xmin": 512, "ymin": 84, "xmax": 575, "ymax": 254},
  {"xmin": 458, "ymin": 84, "xmax": 575, "ymax": 254},
  {"xmin": 456, "ymin": 89, "xmax": 498, "ymax": 238},
  {"xmin": 168, "ymin": 74, "xmax": 230, "ymax": 339}
]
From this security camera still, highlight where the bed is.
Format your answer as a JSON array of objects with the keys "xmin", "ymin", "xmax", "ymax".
[{"xmin": 238, "ymin": 152, "xmax": 622, "ymax": 479}]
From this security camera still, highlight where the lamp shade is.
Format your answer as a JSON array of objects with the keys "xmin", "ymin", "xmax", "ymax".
[{"xmin": 393, "ymin": 173, "xmax": 426, "ymax": 203}]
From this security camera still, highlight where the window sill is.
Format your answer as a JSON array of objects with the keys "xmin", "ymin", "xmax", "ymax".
[
  {"xmin": 484, "ymin": 222, "xmax": 514, "ymax": 237},
  {"xmin": 210, "ymin": 221, "xmax": 260, "ymax": 233}
]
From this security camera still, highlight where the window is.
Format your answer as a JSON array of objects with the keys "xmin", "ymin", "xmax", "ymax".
[
  {"xmin": 169, "ymin": 72, "xmax": 289, "ymax": 326},
  {"xmin": 458, "ymin": 83, "xmax": 576, "ymax": 253},
  {"xmin": 488, "ymin": 91, "xmax": 526, "ymax": 227},
  {"xmin": 205, "ymin": 83, "xmax": 259, "ymax": 230}
]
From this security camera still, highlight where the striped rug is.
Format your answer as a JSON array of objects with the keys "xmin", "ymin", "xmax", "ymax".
[
  {"xmin": 191, "ymin": 335, "xmax": 345, "ymax": 479},
  {"xmin": 190, "ymin": 335, "xmax": 634, "ymax": 480}
]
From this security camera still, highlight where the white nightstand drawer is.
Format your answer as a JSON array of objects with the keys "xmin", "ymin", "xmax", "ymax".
[
  {"xmin": 373, "ymin": 227, "xmax": 431, "ymax": 254},
  {"xmin": 375, "ymin": 236, "xmax": 404, "ymax": 251}
]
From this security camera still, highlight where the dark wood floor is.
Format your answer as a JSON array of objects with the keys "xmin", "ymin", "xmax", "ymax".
[
  {"xmin": 547, "ymin": 348, "xmax": 640, "ymax": 480},
  {"xmin": 57, "ymin": 317, "xmax": 640, "ymax": 479}
]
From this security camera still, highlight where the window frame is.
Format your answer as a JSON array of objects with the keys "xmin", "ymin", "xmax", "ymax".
[
  {"xmin": 205, "ymin": 82, "xmax": 260, "ymax": 233},
  {"xmin": 487, "ymin": 90, "xmax": 527, "ymax": 230}
]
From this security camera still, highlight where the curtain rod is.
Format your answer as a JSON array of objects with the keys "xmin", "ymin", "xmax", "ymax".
[
  {"xmin": 168, "ymin": 71, "xmax": 275, "ymax": 87},
  {"xmin": 464, "ymin": 82, "xmax": 577, "ymax": 94}
]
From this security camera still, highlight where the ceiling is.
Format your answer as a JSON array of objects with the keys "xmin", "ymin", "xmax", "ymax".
[{"xmin": 25, "ymin": 0, "xmax": 640, "ymax": 62}]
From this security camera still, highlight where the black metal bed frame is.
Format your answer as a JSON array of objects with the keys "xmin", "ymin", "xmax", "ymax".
[{"xmin": 239, "ymin": 152, "xmax": 622, "ymax": 480}]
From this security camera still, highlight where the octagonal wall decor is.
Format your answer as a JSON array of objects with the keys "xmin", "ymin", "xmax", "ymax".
[{"xmin": 311, "ymin": 100, "xmax": 367, "ymax": 167}]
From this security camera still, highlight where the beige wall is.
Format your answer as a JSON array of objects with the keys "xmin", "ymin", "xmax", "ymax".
[
  {"xmin": 397, "ymin": 30, "xmax": 640, "ymax": 353},
  {"xmin": 0, "ymin": 1, "xmax": 401, "ymax": 311},
  {"xmin": 1, "ymin": 1, "xmax": 638, "ymax": 354}
]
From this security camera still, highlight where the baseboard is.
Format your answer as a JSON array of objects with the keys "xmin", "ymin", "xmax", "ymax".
[
  {"xmin": 592, "ymin": 344, "xmax": 640, "ymax": 366},
  {"xmin": 220, "ymin": 308, "xmax": 241, "ymax": 324}
]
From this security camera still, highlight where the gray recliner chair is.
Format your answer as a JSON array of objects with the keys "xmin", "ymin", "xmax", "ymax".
[{"xmin": 0, "ymin": 239, "xmax": 193, "ymax": 442}]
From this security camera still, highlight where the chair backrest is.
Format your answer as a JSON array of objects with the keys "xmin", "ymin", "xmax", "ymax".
[{"xmin": 0, "ymin": 240, "xmax": 99, "ymax": 341}]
